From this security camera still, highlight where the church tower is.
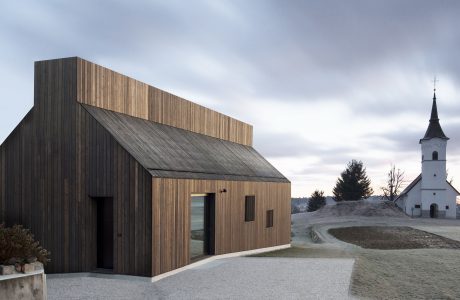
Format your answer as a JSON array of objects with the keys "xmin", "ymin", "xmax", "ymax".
[{"xmin": 419, "ymin": 91, "xmax": 449, "ymax": 217}]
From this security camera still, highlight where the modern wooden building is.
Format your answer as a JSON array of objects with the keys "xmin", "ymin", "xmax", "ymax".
[{"xmin": 0, "ymin": 57, "xmax": 291, "ymax": 277}]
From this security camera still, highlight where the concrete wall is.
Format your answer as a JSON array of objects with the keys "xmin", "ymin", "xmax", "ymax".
[{"xmin": 0, "ymin": 270, "xmax": 46, "ymax": 300}]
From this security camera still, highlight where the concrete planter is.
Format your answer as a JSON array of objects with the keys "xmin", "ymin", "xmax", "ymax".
[{"xmin": 0, "ymin": 269, "xmax": 46, "ymax": 300}]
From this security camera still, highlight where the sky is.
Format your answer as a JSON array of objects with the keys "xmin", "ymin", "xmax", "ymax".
[{"xmin": 1, "ymin": 0, "xmax": 460, "ymax": 197}]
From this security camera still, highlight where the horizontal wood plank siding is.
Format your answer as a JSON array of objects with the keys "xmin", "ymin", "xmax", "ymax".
[
  {"xmin": 152, "ymin": 178, "xmax": 291, "ymax": 275},
  {"xmin": 76, "ymin": 58, "xmax": 253, "ymax": 146}
]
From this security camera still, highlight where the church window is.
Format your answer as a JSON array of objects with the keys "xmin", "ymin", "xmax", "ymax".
[
  {"xmin": 415, "ymin": 204, "xmax": 421, "ymax": 208},
  {"xmin": 433, "ymin": 192, "xmax": 436, "ymax": 195},
  {"xmin": 446, "ymin": 205, "xmax": 449, "ymax": 209},
  {"xmin": 432, "ymin": 151, "xmax": 438, "ymax": 160}
]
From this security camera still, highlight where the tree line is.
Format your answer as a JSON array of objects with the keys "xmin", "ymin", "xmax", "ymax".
[{"xmin": 307, "ymin": 160, "xmax": 405, "ymax": 212}]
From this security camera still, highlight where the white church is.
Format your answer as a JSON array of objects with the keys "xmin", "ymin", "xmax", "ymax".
[{"xmin": 395, "ymin": 91, "xmax": 459, "ymax": 218}]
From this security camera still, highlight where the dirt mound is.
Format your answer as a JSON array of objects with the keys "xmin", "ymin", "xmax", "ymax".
[
  {"xmin": 329, "ymin": 226, "xmax": 460, "ymax": 250},
  {"xmin": 315, "ymin": 200, "xmax": 407, "ymax": 218}
]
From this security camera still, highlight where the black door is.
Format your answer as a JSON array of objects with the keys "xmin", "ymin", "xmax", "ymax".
[
  {"xmin": 204, "ymin": 194, "xmax": 215, "ymax": 255},
  {"xmin": 96, "ymin": 197, "xmax": 113, "ymax": 269},
  {"xmin": 430, "ymin": 203, "xmax": 438, "ymax": 218}
]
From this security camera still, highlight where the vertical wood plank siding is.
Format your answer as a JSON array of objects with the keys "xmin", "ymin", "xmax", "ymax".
[
  {"xmin": 0, "ymin": 145, "xmax": 4, "ymax": 221},
  {"xmin": 0, "ymin": 58, "xmax": 152, "ymax": 276},
  {"xmin": 76, "ymin": 58, "xmax": 253, "ymax": 146},
  {"xmin": 152, "ymin": 178, "xmax": 291, "ymax": 275},
  {"xmin": 0, "ymin": 57, "xmax": 290, "ymax": 278}
]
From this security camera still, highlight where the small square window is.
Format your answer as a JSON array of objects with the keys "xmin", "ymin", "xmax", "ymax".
[
  {"xmin": 446, "ymin": 205, "xmax": 449, "ymax": 210},
  {"xmin": 245, "ymin": 196, "xmax": 255, "ymax": 222},
  {"xmin": 415, "ymin": 205, "xmax": 421, "ymax": 208},
  {"xmin": 266, "ymin": 210, "xmax": 274, "ymax": 228}
]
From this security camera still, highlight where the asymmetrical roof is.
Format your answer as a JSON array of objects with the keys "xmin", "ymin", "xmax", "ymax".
[
  {"xmin": 84, "ymin": 104, "xmax": 289, "ymax": 182},
  {"xmin": 420, "ymin": 92, "xmax": 449, "ymax": 142}
]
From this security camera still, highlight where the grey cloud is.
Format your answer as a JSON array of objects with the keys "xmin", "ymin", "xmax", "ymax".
[
  {"xmin": 2, "ymin": 0, "xmax": 460, "ymax": 195},
  {"xmin": 254, "ymin": 130, "xmax": 356, "ymax": 159},
  {"xmin": 4, "ymin": 0, "xmax": 460, "ymax": 106}
]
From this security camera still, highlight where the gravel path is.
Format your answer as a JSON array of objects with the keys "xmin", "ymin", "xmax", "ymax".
[{"xmin": 47, "ymin": 257, "xmax": 355, "ymax": 300}]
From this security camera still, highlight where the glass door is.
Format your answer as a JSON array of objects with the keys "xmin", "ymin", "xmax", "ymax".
[
  {"xmin": 190, "ymin": 194, "xmax": 206, "ymax": 259},
  {"xmin": 190, "ymin": 193, "xmax": 215, "ymax": 260}
]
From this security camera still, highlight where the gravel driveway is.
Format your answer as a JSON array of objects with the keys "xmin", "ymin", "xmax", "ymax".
[{"xmin": 47, "ymin": 257, "xmax": 355, "ymax": 299}]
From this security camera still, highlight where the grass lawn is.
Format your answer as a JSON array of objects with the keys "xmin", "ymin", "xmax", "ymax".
[{"xmin": 252, "ymin": 246, "xmax": 460, "ymax": 299}]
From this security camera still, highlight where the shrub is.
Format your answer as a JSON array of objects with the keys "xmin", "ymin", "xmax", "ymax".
[{"xmin": 0, "ymin": 223, "xmax": 50, "ymax": 265}]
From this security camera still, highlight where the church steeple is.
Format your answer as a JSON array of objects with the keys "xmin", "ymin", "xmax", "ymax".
[
  {"xmin": 430, "ymin": 92, "xmax": 439, "ymax": 121},
  {"xmin": 420, "ymin": 91, "xmax": 449, "ymax": 143}
]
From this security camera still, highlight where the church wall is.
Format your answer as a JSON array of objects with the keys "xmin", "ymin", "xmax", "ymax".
[
  {"xmin": 404, "ymin": 181, "xmax": 422, "ymax": 217},
  {"xmin": 421, "ymin": 138, "xmax": 447, "ymax": 190},
  {"xmin": 421, "ymin": 189, "xmax": 447, "ymax": 218},
  {"xmin": 446, "ymin": 187, "xmax": 458, "ymax": 219}
]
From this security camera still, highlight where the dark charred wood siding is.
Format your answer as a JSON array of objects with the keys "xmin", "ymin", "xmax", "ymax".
[{"xmin": 0, "ymin": 58, "xmax": 152, "ymax": 276}]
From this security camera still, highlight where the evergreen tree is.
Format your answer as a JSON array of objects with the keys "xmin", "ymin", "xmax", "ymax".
[
  {"xmin": 307, "ymin": 190, "xmax": 326, "ymax": 212},
  {"xmin": 333, "ymin": 160, "xmax": 373, "ymax": 201}
]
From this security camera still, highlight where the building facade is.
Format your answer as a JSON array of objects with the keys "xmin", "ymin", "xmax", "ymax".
[
  {"xmin": 0, "ymin": 57, "xmax": 291, "ymax": 277},
  {"xmin": 396, "ymin": 91, "xmax": 458, "ymax": 218}
]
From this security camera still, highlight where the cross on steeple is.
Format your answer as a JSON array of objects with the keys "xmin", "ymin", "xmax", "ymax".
[{"xmin": 432, "ymin": 76, "xmax": 439, "ymax": 92}]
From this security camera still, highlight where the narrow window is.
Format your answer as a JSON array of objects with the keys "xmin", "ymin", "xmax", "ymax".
[
  {"xmin": 432, "ymin": 151, "xmax": 438, "ymax": 160},
  {"xmin": 446, "ymin": 205, "xmax": 449, "ymax": 210},
  {"xmin": 245, "ymin": 196, "xmax": 255, "ymax": 222},
  {"xmin": 266, "ymin": 210, "xmax": 274, "ymax": 228}
]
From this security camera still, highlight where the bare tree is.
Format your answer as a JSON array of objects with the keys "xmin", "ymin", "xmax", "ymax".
[{"xmin": 381, "ymin": 165, "xmax": 405, "ymax": 201}]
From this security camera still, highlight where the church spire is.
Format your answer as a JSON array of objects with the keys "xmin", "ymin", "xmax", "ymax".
[
  {"xmin": 420, "ymin": 88, "xmax": 449, "ymax": 143},
  {"xmin": 430, "ymin": 92, "xmax": 439, "ymax": 121}
]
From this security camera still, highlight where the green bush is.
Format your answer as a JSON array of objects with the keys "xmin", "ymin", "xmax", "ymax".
[{"xmin": 0, "ymin": 223, "xmax": 50, "ymax": 265}]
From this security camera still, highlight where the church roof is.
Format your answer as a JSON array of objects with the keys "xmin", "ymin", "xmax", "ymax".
[
  {"xmin": 396, "ymin": 174, "xmax": 421, "ymax": 200},
  {"xmin": 420, "ymin": 92, "xmax": 449, "ymax": 143},
  {"xmin": 395, "ymin": 173, "xmax": 460, "ymax": 201}
]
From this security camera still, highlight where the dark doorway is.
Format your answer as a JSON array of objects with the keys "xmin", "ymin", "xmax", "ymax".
[
  {"xmin": 190, "ymin": 194, "xmax": 215, "ymax": 261},
  {"xmin": 95, "ymin": 197, "xmax": 114, "ymax": 270},
  {"xmin": 430, "ymin": 203, "xmax": 438, "ymax": 218}
]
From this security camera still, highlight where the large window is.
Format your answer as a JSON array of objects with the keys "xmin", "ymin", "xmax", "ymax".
[{"xmin": 245, "ymin": 196, "xmax": 255, "ymax": 222}]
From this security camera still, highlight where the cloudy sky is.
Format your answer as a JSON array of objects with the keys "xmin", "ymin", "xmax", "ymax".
[{"xmin": 1, "ymin": 0, "xmax": 460, "ymax": 197}]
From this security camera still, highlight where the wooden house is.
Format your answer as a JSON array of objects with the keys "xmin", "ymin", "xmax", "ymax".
[{"xmin": 0, "ymin": 57, "xmax": 291, "ymax": 277}]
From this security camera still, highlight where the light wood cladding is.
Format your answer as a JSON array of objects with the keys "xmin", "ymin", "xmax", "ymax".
[
  {"xmin": 152, "ymin": 178, "xmax": 291, "ymax": 275},
  {"xmin": 76, "ymin": 58, "xmax": 253, "ymax": 146}
]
